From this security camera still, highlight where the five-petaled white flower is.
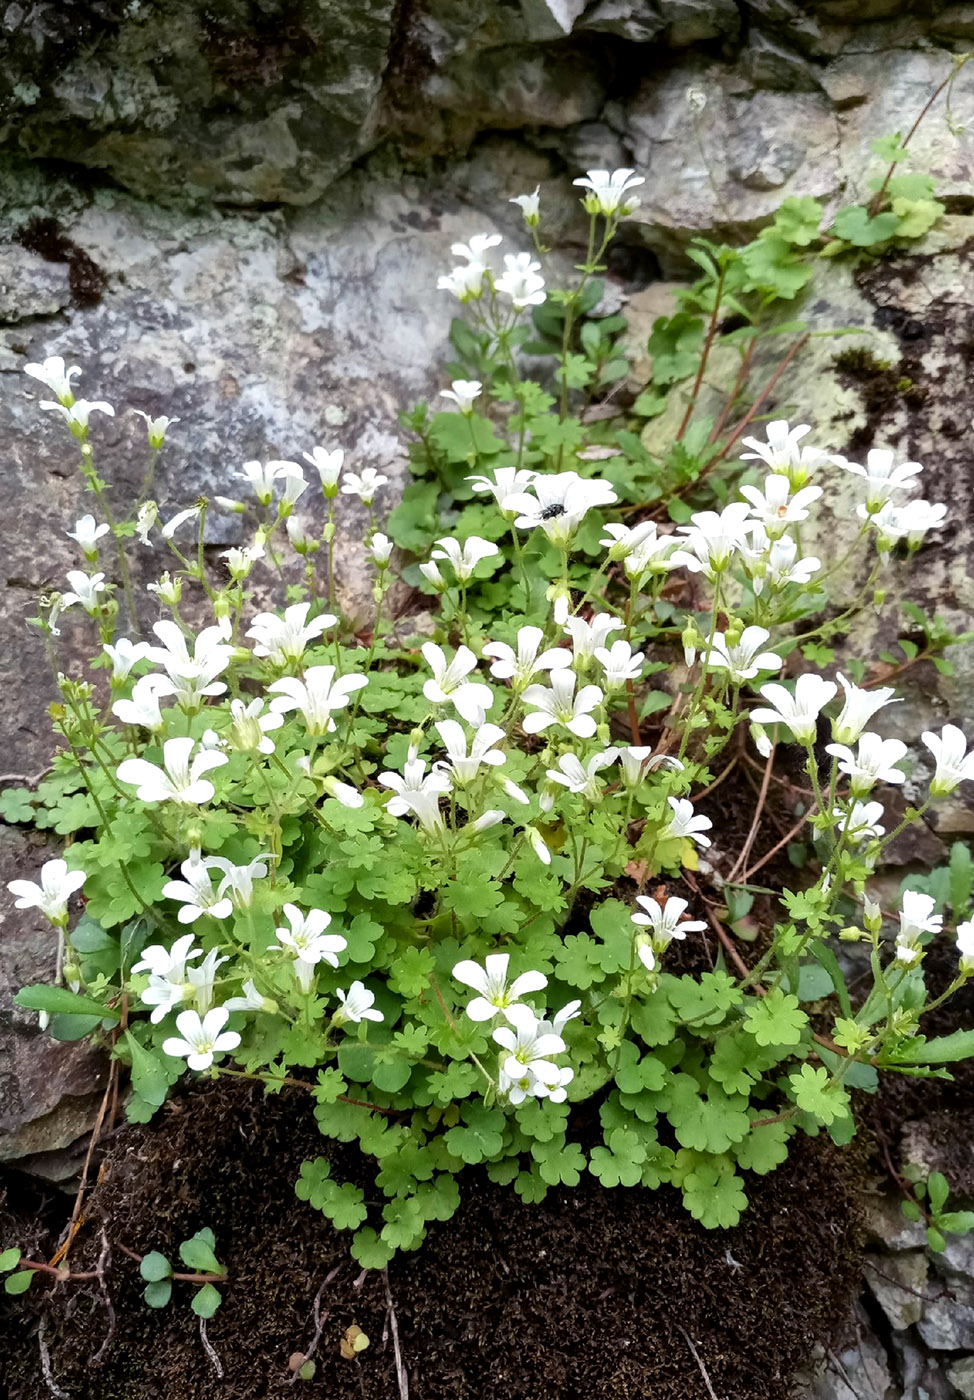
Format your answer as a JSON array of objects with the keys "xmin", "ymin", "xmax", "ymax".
[
  {"xmin": 742, "ymin": 528, "xmax": 821, "ymax": 595},
  {"xmin": 66, "ymin": 515, "xmax": 110, "ymax": 556},
  {"xmin": 117, "ymin": 736, "xmax": 228, "ymax": 805},
  {"xmin": 504, "ymin": 471, "xmax": 617, "ymax": 546},
  {"xmin": 860, "ymin": 499, "xmax": 948, "ymax": 553},
  {"xmin": 664, "ymin": 796, "xmax": 713, "ymax": 848},
  {"xmin": 739, "ymin": 476, "xmax": 823, "ymax": 538},
  {"xmin": 144, "ymin": 620, "xmax": 235, "ymax": 710},
  {"xmin": 161, "ymin": 506, "xmax": 202, "ymax": 541},
  {"xmin": 133, "ymin": 410, "xmax": 178, "ymax": 448},
  {"xmin": 467, "ymin": 466, "xmax": 537, "ymax": 512},
  {"xmin": 510, "ymin": 186, "xmax": 541, "ymax": 225},
  {"xmin": 333, "ymin": 981, "xmax": 384, "ymax": 1025},
  {"xmin": 276, "ymin": 904, "xmax": 347, "ymax": 993},
  {"xmin": 546, "ymin": 749, "xmax": 618, "ymax": 803},
  {"xmin": 600, "ymin": 520, "xmax": 660, "ymax": 562},
  {"xmin": 247, "ymin": 602, "xmax": 336, "ymax": 666},
  {"xmin": 303, "ymin": 446, "xmax": 344, "ymax": 494},
  {"xmin": 482, "ymin": 625, "xmax": 570, "ymax": 686},
  {"xmin": 41, "ymin": 398, "xmax": 114, "ymax": 436},
  {"xmin": 825, "ymin": 733, "xmax": 908, "ymax": 795},
  {"xmin": 24, "ymin": 355, "xmax": 82, "ymax": 404},
  {"xmin": 421, "ymin": 643, "xmax": 493, "ymax": 725},
  {"xmin": 521, "ymin": 670, "xmax": 603, "ymax": 739},
  {"xmin": 8, "ymin": 859, "xmax": 85, "ymax": 926},
  {"xmin": 369, "ymin": 533, "xmax": 393, "ymax": 567},
  {"xmin": 493, "ymin": 1004, "xmax": 568, "ymax": 1100},
  {"xmin": 341, "ymin": 468, "xmax": 388, "ymax": 505},
  {"xmin": 236, "ymin": 459, "xmax": 299, "ymax": 506},
  {"xmin": 227, "ymin": 696, "xmax": 284, "ymax": 754},
  {"xmin": 440, "ymin": 380, "xmax": 482, "ymax": 414},
  {"xmin": 493, "ymin": 252, "xmax": 546, "ymax": 310},
  {"xmin": 162, "ymin": 1008, "xmax": 240, "ymax": 1071},
  {"xmin": 594, "ymin": 638, "xmax": 644, "ymax": 689},
  {"xmin": 563, "ymin": 613, "xmax": 624, "ymax": 665},
  {"xmin": 162, "ymin": 855, "xmax": 233, "ymax": 924},
  {"xmin": 832, "ymin": 801, "xmax": 885, "ymax": 844},
  {"xmin": 922, "ymin": 724, "xmax": 974, "ymax": 796},
  {"xmin": 135, "ymin": 933, "xmax": 203, "ymax": 1023},
  {"xmin": 112, "ymin": 673, "xmax": 168, "ymax": 730},
  {"xmin": 430, "ymin": 536, "xmax": 499, "ymax": 583},
  {"xmin": 632, "ymin": 894, "xmax": 707, "ymax": 948},
  {"xmin": 706, "ymin": 626, "xmax": 783, "ymax": 683},
  {"xmin": 62, "ymin": 570, "xmax": 106, "ymax": 614},
  {"xmin": 833, "ymin": 447, "xmax": 923, "ymax": 511},
  {"xmin": 103, "ymin": 637, "xmax": 152, "ymax": 681},
  {"xmin": 573, "ymin": 168, "xmax": 644, "ymax": 216},
  {"xmin": 677, "ymin": 503, "xmax": 754, "ymax": 578},
  {"xmin": 453, "ymin": 953, "xmax": 548, "ymax": 1023},
  {"xmin": 751, "ymin": 674, "xmax": 838, "ymax": 746},
  {"xmin": 379, "ymin": 756, "xmax": 452, "ymax": 834},
  {"xmin": 435, "ymin": 719, "xmax": 507, "ymax": 783},
  {"xmin": 201, "ymin": 853, "xmax": 270, "ymax": 909},
  {"xmin": 831, "ymin": 673, "xmax": 900, "ymax": 746},
  {"xmin": 895, "ymin": 890, "xmax": 943, "ymax": 966},
  {"xmin": 268, "ymin": 664, "xmax": 368, "ymax": 735},
  {"xmin": 224, "ymin": 978, "xmax": 275, "ymax": 1014},
  {"xmin": 739, "ymin": 420, "xmax": 829, "ymax": 488}
]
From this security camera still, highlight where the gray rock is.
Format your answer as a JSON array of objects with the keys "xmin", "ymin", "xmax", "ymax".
[
  {"xmin": 657, "ymin": 0, "xmax": 741, "ymax": 46},
  {"xmin": 864, "ymin": 1250, "xmax": 929, "ymax": 1330},
  {"xmin": 947, "ymin": 1356, "xmax": 974, "ymax": 1399},
  {"xmin": 799, "ymin": 1303, "xmax": 893, "ymax": 1399},
  {"xmin": 578, "ymin": 0, "xmax": 664, "ymax": 43},
  {"xmin": 864, "ymin": 1192, "xmax": 929, "ymax": 1252}
]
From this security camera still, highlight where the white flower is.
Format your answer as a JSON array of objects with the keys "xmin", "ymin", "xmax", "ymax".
[
  {"xmin": 24, "ymin": 355, "xmax": 82, "ymax": 403},
  {"xmin": 224, "ymin": 979, "xmax": 275, "ymax": 1014},
  {"xmin": 467, "ymin": 465, "xmax": 537, "ymax": 511},
  {"xmin": 482, "ymin": 625, "xmax": 570, "ymax": 685},
  {"xmin": 341, "ymin": 468, "xmax": 388, "ymax": 506},
  {"xmin": 61, "ymin": 570, "xmax": 106, "ymax": 614},
  {"xmin": 956, "ymin": 918, "xmax": 974, "ymax": 975},
  {"xmin": 8, "ymin": 859, "xmax": 85, "ymax": 925},
  {"xmin": 573, "ymin": 167, "xmax": 644, "ymax": 216},
  {"xmin": 435, "ymin": 720, "xmax": 506, "ymax": 783},
  {"xmin": 751, "ymin": 674, "xmax": 838, "ymax": 746},
  {"xmin": 103, "ymin": 637, "xmax": 152, "ymax": 681},
  {"xmin": 333, "ymin": 981, "xmax": 384, "ymax": 1025},
  {"xmin": 526, "ymin": 827, "xmax": 551, "ymax": 865},
  {"xmin": 637, "ymin": 944, "xmax": 657, "ymax": 974},
  {"xmin": 493, "ymin": 252, "xmax": 546, "ymax": 310},
  {"xmin": 322, "ymin": 777, "xmax": 365, "ymax": 809},
  {"xmin": 677, "ymin": 503, "xmax": 754, "ymax": 578},
  {"xmin": 161, "ymin": 506, "xmax": 202, "ymax": 541},
  {"xmin": 421, "ymin": 643, "xmax": 493, "ymax": 725},
  {"xmin": 117, "ymin": 735, "xmax": 228, "ymax": 805},
  {"xmin": 437, "ymin": 261, "xmax": 490, "ymax": 301},
  {"xmin": 860, "ymin": 499, "xmax": 948, "ymax": 552},
  {"xmin": 664, "ymin": 796, "xmax": 712, "ymax": 848},
  {"xmin": 631, "ymin": 895, "xmax": 707, "ymax": 948},
  {"xmin": 277, "ymin": 464, "xmax": 308, "ymax": 513},
  {"xmin": 267, "ymin": 665, "xmax": 368, "ymax": 735},
  {"xmin": 470, "ymin": 809, "xmax": 505, "ymax": 833},
  {"xmin": 594, "ymin": 639, "xmax": 644, "ymax": 689},
  {"xmin": 135, "ymin": 501, "xmax": 158, "ymax": 546},
  {"xmin": 452, "ymin": 233, "xmax": 503, "ymax": 264},
  {"xmin": 380, "ymin": 757, "xmax": 453, "ymax": 834},
  {"xmin": 136, "ymin": 932, "xmax": 202, "ymax": 1022},
  {"xmin": 303, "ymin": 446, "xmax": 343, "ymax": 494},
  {"xmin": 276, "ymin": 904, "xmax": 347, "ymax": 993},
  {"xmin": 510, "ymin": 186, "xmax": 541, "ymax": 224},
  {"xmin": 833, "ymin": 447, "xmax": 923, "ymax": 511},
  {"xmin": 453, "ymin": 953, "xmax": 547, "ymax": 1023},
  {"xmin": 202, "ymin": 854, "xmax": 269, "ymax": 909},
  {"xmin": 111, "ymin": 673, "xmax": 168, "ymax": 729},
  {"xmin": 832, "ymin": 673, "xmax": 900, "ymax": 746},
  {"xmin": 600, "ymin": 520, "xmax": 659, "ymax": 562},
  {"xmin": 221, "ymin": 539, "xmax": 265, "ymax": 579},
  {"xmin": 500, "ymin": 777, "xmax": 530, "ymax": 805},
  {"xmin": 922, "ymin": 724, "xmax": 974, "ymax": 796},
  {"xmin": 895, "ymin": 890, "xmax": 943, "ymax": 966},
  {"xmin": 521, "ymin": 670, "xmax": 603, "ymax": 739},
  {"xmin": 430, "ymin": 536, "xmax": 499, "ymax": 582},
  {"xmin": 743, "ymin": 528, "xmax": 821, "ymax": 594},
  {"xmin": 563, "ymin": 614, "xmax": 624, "ymax": 665},
  {"xmin": 440, "ymin": 380, "xmax": 482, "ymax": 414},
  {"xmin": 616, "ymin": 746, "xmax": 653, "ymax": 786},
  {"xmin": 504, "ymin": 471, "xmax": 617, "ymax": 546},
  {"xmin": 247, "ymin": 602, "xmax": 336, "ymax": 666},
  {"xmin": 825, "ymin": 733, "xmax": 909, "ymax": 795},
  {"xmin": 739, "ymin": 420, "xmax": 829, "ymax": 487},
  {"xmin": 369, "ymin": 533, "xmax": 393, "ymax": 567},
  {"xmin": 227, "ymin": 696, "xmax": 283, "ymax": 754},
  {"xmin": 133, "ymin": 411, "xmax": 178, "ymax": 449},
  {"xmin": 546, "ymin": 749, "xmax": 617, "ymax": 802},
  {"xmin": 236, "ymin": 459, "xmax": 298, "ymax": 506},
  {"xmin": 162, "ymin": 855, "xmax": 233, "ymax": 924},
  {"xmin": 739, "ymin": 476, "xmax": 822, "ymax": 538},
  {"xmin": 833, "ymin": 801, "xmax": 885, "ymax": 843},
  {"xmin": 66, "ymin": 514, "xmax": 110, "ymax": 555},
  {"xmin": 162, "ymin": 1008, "xmax": 240, "ymax": 1071},
  {"xmin": 493, "ymin": 1003, "xmax": 566, "ymax": 1092},
  {"xmin": 41, "ymin": 399, "xmax": 114, "ymax": 436},
  {"xmin": 145, "ymin": 620, "xmax": 234, "ymax": 710},
  {"xmin": 706, "ymin": 626, "xmax": 783, "ymax": 683}
]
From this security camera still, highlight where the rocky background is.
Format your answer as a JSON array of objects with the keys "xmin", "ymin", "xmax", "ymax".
[{"xmin": 2, "ymin": 2, "xmax": 974, "ymax": 1394}]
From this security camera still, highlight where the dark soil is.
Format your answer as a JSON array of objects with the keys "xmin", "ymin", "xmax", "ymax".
[{"xmin": 1, "ymin": 1077, "xmax": 864, "ymax": 1400}]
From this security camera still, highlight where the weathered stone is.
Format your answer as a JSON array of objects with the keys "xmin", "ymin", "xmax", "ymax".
[
  {"xmin": 917, "ymin": 1279, "xmax": 974, "ymax": 1351},
  {"xmin": 932, "ymin": 5, "xmax": 974, "ymax": 41},
  {"xmin": 891, "ymin": 1336, "xmax": 959, "ymax": 1400},
  {"xmin": 799, "ymin": 1303, "xmax": 893, "ymax": 1399},
  {"xmin": 947, "ymin": 1355, "xmax": 974, "ymax": 1399},
  {"xmin": 742, "ymin": 30, "xmax": 824, "ymax": 93},
  {"xmin": 578, "ymin": 0, "xmax": 664, "ymax": 43},
  {"xmin": 864, "ymin": 1250, "xmax": 929, "ymax": 1330},
  {"xmin": 657, "ymin": 0, "xmax": 741, "ymax": 46},
  {"xmin": 0, "ymin": 243, "xmax": 72, "ymax": 323},
  {"xmin": 864, "ymin": 1192, "xmax": 929, "ymax": 1252}
]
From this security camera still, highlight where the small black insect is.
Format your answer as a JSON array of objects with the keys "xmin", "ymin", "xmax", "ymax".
[{"xmin": 540, "ymin": 503, "xmax": 566, "ymax": 520}]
